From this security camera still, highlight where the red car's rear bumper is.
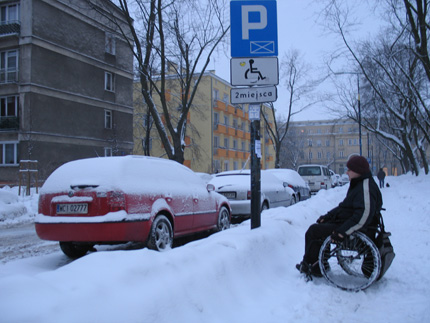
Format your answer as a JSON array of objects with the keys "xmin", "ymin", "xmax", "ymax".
[{"xmin": 35, "ymin": 220, "xmax": 151, "ymax": 243}]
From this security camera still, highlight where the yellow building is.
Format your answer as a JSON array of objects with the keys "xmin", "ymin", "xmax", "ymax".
[{"xmin": 133, "ymin": 71, "xmax": 276, "ymax": 173}]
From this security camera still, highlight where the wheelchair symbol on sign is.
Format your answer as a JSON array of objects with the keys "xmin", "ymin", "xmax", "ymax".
[{"xmin": 245, "ymin": 59, "xmax": 266, "ymax": 83}]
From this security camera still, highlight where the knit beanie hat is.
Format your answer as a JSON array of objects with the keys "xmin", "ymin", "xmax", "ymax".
[{"xmin": 347, "ymin": 155, "xmax": 370, "ymax": 175}]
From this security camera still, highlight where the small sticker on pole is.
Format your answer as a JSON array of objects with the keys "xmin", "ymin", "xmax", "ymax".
[{"xmin": 249, "ymin": 105, "xmax": 260, "ymax": 120}]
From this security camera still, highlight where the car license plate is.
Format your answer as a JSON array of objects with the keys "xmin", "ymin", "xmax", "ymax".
[
  {"xmin": 56, "ymin": 203, "xmax": 88, "ymax": 214},
  {"xmin": 221, "ymin": 192, "xmax": 236, "ymax": 199}
]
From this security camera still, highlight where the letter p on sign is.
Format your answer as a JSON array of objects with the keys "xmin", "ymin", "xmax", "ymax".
[
  {"xmin": 230, "ymin": 0, "xmax": 278, "ymax": 57},
  {"xmin": 242, "ymin": 5, "xmax": 267, "ymax": 40}
]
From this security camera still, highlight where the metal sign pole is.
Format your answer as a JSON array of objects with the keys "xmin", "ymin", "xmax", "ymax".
[
  {"xmin": 230, "ymin": 0, "xmax": 278, "ymax": 230},
  {"xmin": 250, "ymin": 106, "xmax": 261, "ymax": 229}
]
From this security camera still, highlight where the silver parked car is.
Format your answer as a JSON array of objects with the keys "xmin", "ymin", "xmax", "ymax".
[
  {"xmin": 208, "ymin": 170, "xmax": 295, "ymax": 219},
  {"xmin": 266, "ymin": 168, "xmax": 311, "ymax": 201},
  {"xmin": 297, "ymin": 164, "xmax": 332, "ymax": 193}
]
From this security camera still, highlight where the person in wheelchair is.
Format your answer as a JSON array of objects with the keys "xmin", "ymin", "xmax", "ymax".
[{"xmin": 296, "ymin": 155, "xmax": 383, "ymax": 278}]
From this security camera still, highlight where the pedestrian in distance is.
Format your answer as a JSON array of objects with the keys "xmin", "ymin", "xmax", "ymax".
[
  {"xmin": 377, "ymin": 168, "xmax": 386, "ymax": 188},
  {"xmin": 296, "ymin": 155, "xmax": 383, "ymax": 279}
]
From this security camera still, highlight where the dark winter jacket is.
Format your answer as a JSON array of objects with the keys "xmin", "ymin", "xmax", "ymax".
[
  {"xmin": 377, "ymin": 169, "xmax": 386, "ymax": 180},
  {"xmin": 322, "ymin": 172, "xmax": 383, "ymax": 236}
]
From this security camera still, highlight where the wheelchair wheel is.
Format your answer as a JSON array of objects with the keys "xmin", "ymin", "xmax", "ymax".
[{"xmin": 319, "ymin": 232, "xmax": 381, "ymax": 291}]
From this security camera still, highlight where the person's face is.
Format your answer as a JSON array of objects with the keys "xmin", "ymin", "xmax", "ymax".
[{"xmin": 347, "ymin": 169, "xmax": 361, "ymax": 180}]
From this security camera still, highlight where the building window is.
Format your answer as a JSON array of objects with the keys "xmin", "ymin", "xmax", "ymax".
[
  {"xmin": 233, "ymin": 140, "xmax": 237, "ymax": 150},
  {"xmin": 317, "ymin": 140, "xmax": 322, "ymax": 147},
  {"xmin": 317, "ymin": 152, "xmax": 322, "ymax": 159},
  {"xmin": 1, "ymin": 95, "xmax": 18, "ymax": 117},
  {"xmin": 104, "ymin": 110, "xmax": 112, "ymax": 129},
  {"xmin": 104, "ymin": 147, "xmax": 112, "ymax": 157},
  {"xmin": 339, "ymin": 127, "xmax": 343, "ymax": 133},
  {"xmin": 1, "ymin": 3, "xmax": 20, "ymax": 24},
  {"xmin": 0, "ymin": 50, "xmax": 18, "ymax": 83},
  {"xmin": 339, "ymin": 151, "xmax": 344, "ymax": 158},
  {"xmin": 233, "ymin": 161, "xmax": 238, "ymax": 170},
  {"xmin": 214, "ymin": 136, "xmax": 219, "ymax": 148},
  {"xmin": 224, "ymin": 161, "xmax": 229, "ymax": 171},
  {"xmin": 213, "ymin": 89, "xmax": 219, "ymax": 101},
  {"xmin": 214, "ymin": 160, "xmax": 221, "ymax": 173},
  {"xmin": 339, "ymin": 139, "xmax": 344, "ymax": 146},
  {"xmin": 0, "ymin": 142, "xmax": 18, "ymax": 165},
  {"xmin": 308, "ymin": 151, "xmax": 313, "ymax": 159},
  {"xmin": 325, "ymin": 140, "xmax": 330, "ymax": 146},
  {"xmin": 224, "ymin": 116, "xmax": 229, "ymax": 126},
  {"xmin": 105, "ymin": 33, "xmax": 116, "ymax": 55},
  {"xmin": 224, "ymin": 138, "xmax": 229, "ymax": 149},
  {"xmin": 214, "ymin": 112, "xmax": 219, "ymax": 126},
  {"xmin": 308, "ymin": 139, "xmax": 312, "ymax": 147},
  {"xmin": 326, "ymin": 152, "xmax": 331, "ymax": 159},
  {"xmin": 0, "ymin": 95, "xmax": 19, "ymax": 130},
  {"xmin": 223, "ymin": 93, "xmax": 229, "ymax": 104},
  {"xmin": 348, "ymin": 139, "xmax": 353, "ymax": 145},
  {"xmin": 104, "ymin": 72, "xmax": 115, "ymax": 91}
]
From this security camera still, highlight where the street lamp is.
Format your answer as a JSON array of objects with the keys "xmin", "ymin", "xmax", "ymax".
[
  {"xmin": 334, "ymin": 71, "xmax": 362, "ymax": 156},
  {"xmin": 357, "ymin": 75, "xmax": 362, "ymax": 156}
]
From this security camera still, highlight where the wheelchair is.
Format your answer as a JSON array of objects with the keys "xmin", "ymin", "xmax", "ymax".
[{"xmin": 318, "ymin": 231, "xmax": 381, "ymax": 291}]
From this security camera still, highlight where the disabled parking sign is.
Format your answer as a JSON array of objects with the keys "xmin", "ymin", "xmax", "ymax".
[{"xmin": 230, "ymin": 0, "xmax": 278, "ymax": 57}]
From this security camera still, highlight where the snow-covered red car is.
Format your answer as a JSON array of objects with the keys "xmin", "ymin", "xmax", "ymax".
[{"xmin": 35, "ymin": 156, "xmax": 231, "ymax": 258}]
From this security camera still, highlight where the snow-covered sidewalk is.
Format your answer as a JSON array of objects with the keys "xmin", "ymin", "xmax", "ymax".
[{"xmin": 0, "ymin": 173, "xmax": 429, "ymax": 323}]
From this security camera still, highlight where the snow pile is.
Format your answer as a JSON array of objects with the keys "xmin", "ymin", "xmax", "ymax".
[
  {"xmin": 0, "ymin": 186, "xmax": 36, "ymax": 226},
  {"xmin": 0, "ymin": 173, "xmax": 429, "ymax": 322}
]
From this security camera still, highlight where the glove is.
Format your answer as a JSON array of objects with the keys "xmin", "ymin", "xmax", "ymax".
[
  {"xmin": 331, "ymin": 231, "xmax": 345, "ymax": 244},
  {"xmin": 316, "ymin": 215, "xmax": 326, "ymax": 223}
]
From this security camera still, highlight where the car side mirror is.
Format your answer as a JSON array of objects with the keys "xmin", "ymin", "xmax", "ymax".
[
  {"xmin": 207, "ymin": 184, "xmax": 215, "ymax": 192},
  {"xmin": 283, "ymin": 182, "xmax": 288, "ymax": 188}
]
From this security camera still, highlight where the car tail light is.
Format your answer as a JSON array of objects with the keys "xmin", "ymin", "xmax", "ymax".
[
  {"xmin": 288, "ymin": 184, "xmax": 294, "ymax": 189},
  {"xmin": 107, "ymin": 191, "xmax": 126, "ymax": 211},
  {"xmin": 247, "ymin": 190, "xmax": 251, "ymax": 200}
]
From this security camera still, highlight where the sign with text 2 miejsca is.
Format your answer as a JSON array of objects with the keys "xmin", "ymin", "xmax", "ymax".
[
  {"xmin": 230, "ymin": 0, "xmax": 278, "ymax": 57},
  {"xmin": 231, "ymin": 85, "xmax": 277, "ymax": 104}
]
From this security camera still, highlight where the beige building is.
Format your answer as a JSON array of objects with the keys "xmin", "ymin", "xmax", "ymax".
[
  {"xmin": 283, "ymin": 119, "xmax": 401, "ymax": 176},
  {"xmin": 133, "ymin": 71, "xmax": 276, "ymax": 173}
]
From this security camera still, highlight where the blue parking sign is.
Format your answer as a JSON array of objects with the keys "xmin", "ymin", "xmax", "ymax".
[{"xmin": 230, "ymin": 0, "xmax": 278, "ymax": 57}]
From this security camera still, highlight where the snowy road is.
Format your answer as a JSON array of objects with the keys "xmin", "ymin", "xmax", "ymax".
[{"xmin": 0, "ymin": 222, "xmax": 59, "ymax": 264}]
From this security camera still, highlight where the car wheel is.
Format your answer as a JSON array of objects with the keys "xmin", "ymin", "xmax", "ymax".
[
  {"xmin": 261, "ymin": 202, "xmax": 269, "ymax": 212},
  {"xmin": 217, "ymin": 206, "xmax": 230, "ymax": 231},
  {"xmin": 59, "ymin": 242, "xmax": 91, "ymax": 259},
  {"xmin": 290, "ymin": 195, "xmax": 297, "ymax": 205},
  {"xmin": 147, "ymin": 215, "xmax": 173, "ymax": 251}
]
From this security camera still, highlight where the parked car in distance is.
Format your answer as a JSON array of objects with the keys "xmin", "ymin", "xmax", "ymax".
[
  {"xmin": 340, "ymin": 174, "xmax": 350, "ymax": 186},
  {"xmin": 36, "ymin": 156, "xmax": 231, "ymax": 258},
  {"xmin": 208, "ymin": 170, "xmax": 295, "ymax": 219},
  {"xmin": 297, "ymin": 164, "xmax": 332, "ymax": 193},
  {"xmin": 266, "ymin": 168, "xmax": 311, "ymax": 201},
  {"xmin": 329, "ymin": 170, "xmax": 341, "ymax": 187}
]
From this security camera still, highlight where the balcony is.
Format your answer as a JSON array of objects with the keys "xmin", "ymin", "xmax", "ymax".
[
  {"xmin": 0, "ymin": 116, "xmax": 19, "ymax": 130},
  {"xmin": 0, "ymin": 21, "xmax": 20, "ymax": 37}
]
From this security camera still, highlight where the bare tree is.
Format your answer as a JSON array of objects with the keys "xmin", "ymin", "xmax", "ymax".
[
  {"xmin": 90, "ymin": 0, "xmax": 229, "ymax": 164},
  {"xmin": 261, "ymin": 49, "xmax": 320, "ymax": 168},
  {"xmin": 322, "ymin": 0, "xmax": 430, "ymax": 175}
]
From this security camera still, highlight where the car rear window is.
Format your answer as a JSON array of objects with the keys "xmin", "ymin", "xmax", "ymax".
[{"xmin": 298, "ymin": 166, "xmax": 321, "ymax": 176}]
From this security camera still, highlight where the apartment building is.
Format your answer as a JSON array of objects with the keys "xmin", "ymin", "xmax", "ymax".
[
  {"xmin": 282, "ymin": 119, "xmax": 401, "ymax": 176},
  {"xmin": 133, "ymin": 71, "xmax": 276, "ymax": 173},
  {"xmin": 0, "ymin": 0, "xmax": 134, "ymax": 183}
]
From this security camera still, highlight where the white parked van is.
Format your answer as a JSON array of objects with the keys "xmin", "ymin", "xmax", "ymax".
[{"xmin": 297, "ymin": 164, "xmax": 332, "ymax": 193}]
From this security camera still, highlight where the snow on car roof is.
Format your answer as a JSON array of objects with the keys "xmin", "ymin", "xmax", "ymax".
[
  {"xmin": 266, "ymin": 169, "xmax": 307, "ymax": 187},
  {"xmin": 40, "ymin": 156, "xmax": 202, "ymax": 194},
  {"xmin": 209, "ymin": 169, "xmax": 285, "ymax": 190}
]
